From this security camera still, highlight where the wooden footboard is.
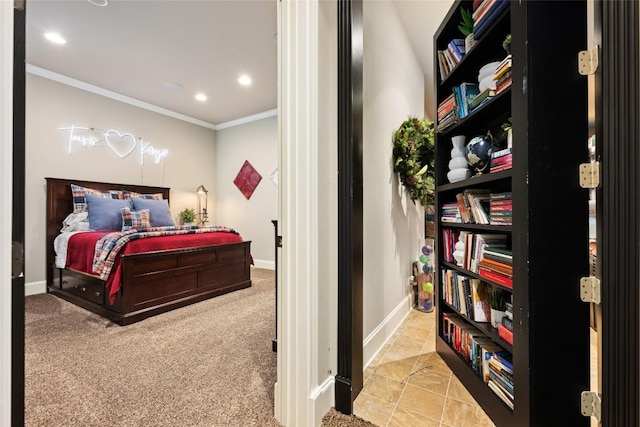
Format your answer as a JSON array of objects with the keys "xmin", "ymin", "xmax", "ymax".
[{"xmin": 48, "ymin": 241, "xmax": 251, "ymax": 325}]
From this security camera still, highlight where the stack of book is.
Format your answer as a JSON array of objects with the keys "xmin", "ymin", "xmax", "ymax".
[
  {"xmin": 437, "ymin": 38, "xmax": 467, "ymax": 81},
  {"xmin": 441, "ymin": 202, "xmax": 462, "ymax": 223},
  {"xmin": 489, "ymin": 191, "xmax": 512, "ymax": 225},
  {"xmin": 441, "ymin": 228, "xmax": 460, "ymax": 263},
  {"xmin": 499, "ymin": 298, "xmax": 514, "ymax": 345},
  {"xmin": 468, "ymin": 87, "xmax": 494, "ymax": 112},
  {"xmin": 472, "ymin": 0, "xmax": 509, "ymax": 40},
  {"xmin": 478, "ymin": 246, "xmax": 513, "ymax": 288},
  {"xmin": 437, "ymin": 94, "xmax": 457, "ymax": 130},
  {"xmin": 487, "ymin": 351, "xmax": 514, "ymax": 410},
  {"xmin": 453, "ymin": 82, "xmax": 480, "ymax": 119},
  {"xmin": 494, "ymin": 54, "xmax": 512, "ymax": 95},
  {"xmin": 490, "ymin": 147, "xmax": 512, "ymax": 172}
]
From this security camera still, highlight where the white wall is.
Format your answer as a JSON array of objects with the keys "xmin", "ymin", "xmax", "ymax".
[
  {"xmin": 25, "ymin": 74, "xmax": 217, "ymax": 286},
  {"xmin": 362, "ymin": 1, "xmax": 427, "ymax": 365},
  {"xmin": 215, "ymin": 116, "xmax": 278, "ymax": 268}
]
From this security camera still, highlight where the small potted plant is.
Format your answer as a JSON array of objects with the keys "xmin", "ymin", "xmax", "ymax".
[
  {"xmin": 488, "ymin": 288, "xmax": 507, "ymax": 328},
  {"xmin": 501, "ymin": 118, "xmax": 513, "ymax": 149},
  {"xmin": 179, "ymin": 208, "xmax": 197, "ymax": 226},
  {"xmin": 458, "ymin": 8, "xmax": 475, "ymax": 52}
]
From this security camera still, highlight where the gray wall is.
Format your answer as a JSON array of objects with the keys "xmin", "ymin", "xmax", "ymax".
[
  {"xmin": 215, "ymin": 116, "xmax": 278, "ymax": 268},
  {"xmin": 362, "ymin": 0, "xmax": 427, "ymax": 363},
  {"xmin": 25, "ymin": 74, "xmax": 217, "ymax": 285}
]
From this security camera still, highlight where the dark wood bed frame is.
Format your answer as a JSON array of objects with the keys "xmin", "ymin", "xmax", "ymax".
[{"xmin": 45, "ymin": 177, "xmax": 252, "ymax": 325}]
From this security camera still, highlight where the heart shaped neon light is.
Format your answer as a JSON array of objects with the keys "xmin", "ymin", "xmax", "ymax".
[{"xmin": 105, "ymin": 130, "xmax": 136, "ymax": 158}]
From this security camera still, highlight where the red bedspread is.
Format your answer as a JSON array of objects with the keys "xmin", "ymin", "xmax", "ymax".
[{"xmin": 66, "ymin": 231, "xmax": 244, "ymax": 304}]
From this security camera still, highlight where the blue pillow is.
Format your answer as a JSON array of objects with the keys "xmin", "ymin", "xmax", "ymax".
[
  {"xmin": 86, "ymin": 194, "xmax": 132, "ymax": 231},
  {"xmin": 130, "ymin": 197, "xmax": 175, "ymax": 227}
]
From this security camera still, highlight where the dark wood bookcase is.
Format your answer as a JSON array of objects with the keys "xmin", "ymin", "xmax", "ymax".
[{"xmin": 433, "ymin": 1, "xmax": 591, "ymax": 425}]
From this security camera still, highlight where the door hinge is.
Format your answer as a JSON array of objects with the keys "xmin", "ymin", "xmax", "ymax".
[
  {"xmin": 580, "ymin": 276, "xmax": 601, "ymax": 304},
  {"xmin": 12, "ymin": 241, "xmax": 24, "ymax": 279},
  {"xmin": 579, "ymin": 162, "xmax": 600, "ymax": 189},
  {"xmin": 578, "ymin": 45, "xmax": 599, "ymax": 75},
  {"xmin": 581, "ymin": 391, "xmax": 601, "ymax": 422},
  {"xmin": 276, "ymin": 235, "xmax": 283, "ymax": 248},
  {"xmin": 14, "ymin": 0, "xmax": 25, "ymax": 10}
]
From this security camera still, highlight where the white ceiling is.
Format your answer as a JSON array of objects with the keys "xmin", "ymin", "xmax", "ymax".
[
  {"xmin": 26, "ymin": 0, "xmax": 452, "ymax": 128},
  {"xmin": 26, "ymin": 0, "xmax": 278, "ymax": 127}
]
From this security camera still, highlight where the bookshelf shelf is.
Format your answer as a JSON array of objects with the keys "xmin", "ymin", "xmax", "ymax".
[
  {"xmin": 433, "ymin": 1, "xmax": 590, "ymax": 425},
  {"xmin": 442, "ymin": 300, "xmax": 513, "ymax": 351},
  {"xmin": 437, "ymin": 169, "xmax": 512, "ymax": 192}
]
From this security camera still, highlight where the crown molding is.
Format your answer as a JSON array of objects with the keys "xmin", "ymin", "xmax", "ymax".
[{"xmin": 215, "ymin": 109, "xmax": 278, "ymax": 130}]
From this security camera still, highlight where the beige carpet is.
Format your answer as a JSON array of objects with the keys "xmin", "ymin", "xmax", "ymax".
[
  {"xmin": 321, "ymin": 408, "xmax": 378, "ymax": 427},
  {"xmin": 25, "ymin": 268, "xmax": 279, "ymax": 427},
  {"xmin": 26, "ymin": 268, "xmax": 379, "ymax": 427}
]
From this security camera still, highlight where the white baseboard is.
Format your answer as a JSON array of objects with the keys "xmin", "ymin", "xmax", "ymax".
[
  {"xmin": 363, "ymin": 295, "xmax": 413, "ymax": 369},
  {"xmin": 310, "ymin": 375, "xmax": 335, "ymax": 427},
  {"xmin": 25, "ymin": 280, "xmax": 47, "ymax": 296},
  {"xmin": 253, "ymin": 259, "xmax": 275, "ymax": 270}
]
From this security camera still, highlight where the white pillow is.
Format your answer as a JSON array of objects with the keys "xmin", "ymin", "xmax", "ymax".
[{"xmin": 60, "ymin": 212, "xmax": 90, "ymax": 232}]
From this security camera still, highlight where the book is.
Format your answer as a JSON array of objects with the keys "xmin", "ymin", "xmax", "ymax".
[
  {"xmin": 471, "ymin": 279, "xmax": 491, "ymax": 322},
  {"xmin": 488, "ymin": 380, "xmax": 515, "ymax": 410},
  {"xmin": 468, "ymin": 88, "xmax": 494, "ymax": 111},
  {"xmin": 478, "ymin": 267, "xmax": 513, "ymax": 288},
  {"xmin": 473, "ymin": 0, "xmax": 509, "ymax": 40},
  {"xmin": 498, "ymin": 324, "xmax": 514, "ymax": 344}
]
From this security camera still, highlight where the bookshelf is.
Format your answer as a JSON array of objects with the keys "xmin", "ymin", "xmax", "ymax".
[{"xmin": 433, "ymin": 1, "xmax": 590, "ymax": 425}]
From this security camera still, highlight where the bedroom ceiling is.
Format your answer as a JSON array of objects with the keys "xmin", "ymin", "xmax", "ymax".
[
  {"xmin": 26, "ymin": 0, "xmax": 278, "ymax": 127},
  {"xmin": 26, "ymin": 0, "xmax": 451, "ymax": 128}
]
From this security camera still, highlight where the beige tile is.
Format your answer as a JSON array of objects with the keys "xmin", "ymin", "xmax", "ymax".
[
  {"xmin": 441, "ymin": 397, "xmax": 495, "ymax": 427},
  {"xmin": 406, "ymin": 366, "xmax": 450, "ymax": 396},
  {"xmin": 394, "ymin": 335, "xmax": 427, "ymax": 354},
  {"xmin": 370, "ymin": 342, "xmax": 393, "ymax": 367},
  {"xmin": 402, "ymin": 325, "xmax": 430, "ymax": 340},
  {"xmin": 397, "ymin": 383, "xmax": 446, "ymax": 421},
  {"xmin": 363, "ymin": 366, "xmax": 375, "ymax": 385},
  {"xmin": 362, "ymin": 372, "xmax": 405, "ymax": 404},
  {"xmin": 447, "ymin": 375, "xmax": 477, "ymax": 405},
  {"xmin": 375, "ymin": 358, "xmax": 415, "ymax": 382},
  {"xmin": 388, "ymin": 406, "xmax": 440, "ymax": 427},
  {"xmin": 381, "ymin": 345, "xmax": 423, "ymax": 365},
  {"xmin": 413, "ymin": 352, "xmax": 452, "ymax": 376},
  {"xmin": 353, "ymin": 392, "xmax": 395, "ymax": 427},
  {"xmin": 422, "ymin": 335, "xmax": 436, "ymax": 353}
]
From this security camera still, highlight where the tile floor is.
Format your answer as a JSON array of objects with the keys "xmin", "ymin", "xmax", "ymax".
[{"xmin": 354, "ymin": 309, "xmax": 600, "ymax": 427}]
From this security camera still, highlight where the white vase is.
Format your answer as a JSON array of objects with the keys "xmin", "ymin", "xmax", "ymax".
[{"xmin": 448, "ymin": 135, "xmax": 469, "ymax": 183}]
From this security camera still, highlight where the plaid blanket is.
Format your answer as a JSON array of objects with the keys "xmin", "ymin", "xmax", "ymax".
[{"xmin": 92, "ymin": 225, "xmax": 238, "ymax": 280}]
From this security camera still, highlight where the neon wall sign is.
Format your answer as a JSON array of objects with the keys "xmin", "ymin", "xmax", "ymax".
[{"xmin": 58, "ymin": 125, "xmax": 169, "ymax": 165}]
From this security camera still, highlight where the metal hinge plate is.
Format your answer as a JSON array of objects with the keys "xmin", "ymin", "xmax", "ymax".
[
  {"xmin": 581, "ymin": 391, "xmax": 601, "ymax": 422},
  {"xmin": 580, "ymin": 276, "xmax": 601, "ymax": 304},
  {"xmin": 579, "ymin": 162, "xmax": 600, "ymax": 188},
  {"xmin": 276, "ymin": 235, "xmax": 283, "ymax": 248},
  {"xmin": 578, "ymin": 46, "xmax": 599, "ymax": 75}
]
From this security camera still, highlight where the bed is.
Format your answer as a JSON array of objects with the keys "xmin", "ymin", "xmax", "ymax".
[{"xmin": 45, "ymin": 177, "xmax": 252, "ymax": 325}]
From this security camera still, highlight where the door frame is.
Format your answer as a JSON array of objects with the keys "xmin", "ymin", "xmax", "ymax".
[{"xmin": 0, "ymin": 1, "xmax": 15, "ymax": 422}]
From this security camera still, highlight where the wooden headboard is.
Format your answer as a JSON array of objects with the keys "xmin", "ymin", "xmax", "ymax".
[{"xmin": 45, "ymin": 178, "xmax": 171, "ymax": 286}]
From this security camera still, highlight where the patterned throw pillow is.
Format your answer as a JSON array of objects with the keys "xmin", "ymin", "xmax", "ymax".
[
  {"xmin": 121, "ymin": 190, "xmax": 164, "ymax": 201},
  {"xmin": 71, "ymin": 184, "xmax": 122, "ymax": 214},
  {"xmin": 120, "ymin": 206, "xmax": 151, "ymax": 232}
]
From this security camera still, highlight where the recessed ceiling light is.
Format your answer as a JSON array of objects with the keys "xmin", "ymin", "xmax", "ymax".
[
  {"xmin": 44, "ymin": 32, "xmax": 66, "ymax": 45},
  {"xmin": 165, "ymin": 82, "xmax": 184, "ymax": 92},
  {"xmin": 195, "ymin": 93, "xmax": 207, "ymax": 102},
  {"xmin": 87, "ymin": 0, "xmax": 108, "ymax": 6},
  {"xmin": 238, "ymin": 75, "xmax": 252, "ymax": 86}
]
